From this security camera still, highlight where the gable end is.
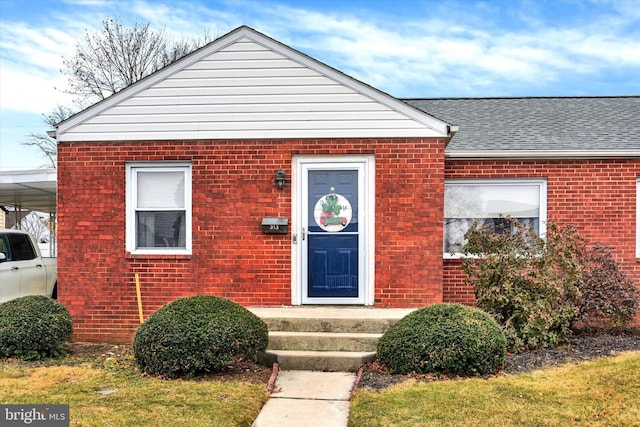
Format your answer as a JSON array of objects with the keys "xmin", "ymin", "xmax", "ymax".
[{"xmin": 56, "ymin": 26, "xmax": 450, "ymax": 142}]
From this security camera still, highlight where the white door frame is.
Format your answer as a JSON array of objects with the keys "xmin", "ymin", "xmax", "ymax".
[{"xmin": 291, "ymin": 155, "xmax": 375, "ymax": 305}]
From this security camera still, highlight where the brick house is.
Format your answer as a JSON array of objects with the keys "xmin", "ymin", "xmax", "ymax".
[{"xmin": 53, "ymin": 26, "xmax": 640, "ymax": 343}]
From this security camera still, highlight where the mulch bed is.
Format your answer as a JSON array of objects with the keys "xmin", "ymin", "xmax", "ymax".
[
  {"xmin": 2, "ymin": 342, "xmax": 273, "ymax": 384},
  {"xmin": 356, "ymin": 329, "xmax": 640, "ymax": 390},
  {"xmin": 3, "ymin": 329, "xmax": 638, "ymax": 389}
]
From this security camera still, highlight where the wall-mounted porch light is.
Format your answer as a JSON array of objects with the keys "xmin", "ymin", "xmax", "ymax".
[{"xmin": 275, "ymin": 169, "xmax": 290, "ymax": 190}]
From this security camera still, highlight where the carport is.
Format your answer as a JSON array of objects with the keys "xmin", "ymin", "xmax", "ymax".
[{"xmin": 0, "ymin": 168, "xmax": 57, "ymax": 254}]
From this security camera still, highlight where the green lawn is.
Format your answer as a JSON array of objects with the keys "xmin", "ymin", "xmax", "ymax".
[
  {"xmin": 349, "ymin": 351, "xmax": 640, "ymax": 427},
  {"xmin": 0, "ymin": 363, "xmax": 267, "ymax": 426},
  {"xmin": 3, "ymin": 351, "xmax": 638, "ymax": 426}
]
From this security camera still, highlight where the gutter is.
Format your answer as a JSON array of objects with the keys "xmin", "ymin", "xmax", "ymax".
[{"xmin": 446, "ymin": 149, "xmax": 640, "ymax": 160}]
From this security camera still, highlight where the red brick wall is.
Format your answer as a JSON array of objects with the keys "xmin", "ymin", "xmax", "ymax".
[
  {"xmin": 57, "ymin": 138, "xmax": 446, "ymax": 342},
  {"xmin": 443, "ymin": 158, "xmax": 640, "ymax": 324},
  {"xmin": 374, "ymin": 142, "xmax": 445, "ymax": 307}
]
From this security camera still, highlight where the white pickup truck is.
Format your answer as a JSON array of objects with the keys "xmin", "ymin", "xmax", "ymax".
[{"xmin": 0, "ymin": 229, "xmax": 57, "ymax": 303}]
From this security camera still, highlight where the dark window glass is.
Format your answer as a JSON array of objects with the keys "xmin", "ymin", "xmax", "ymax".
[
  {"xmin": 8, "ymin": 234, "xmax": 37, "ymax": 261},
  {"xmin": 136, "ymin": 211, "xmax": 186, "ymax": 248}
]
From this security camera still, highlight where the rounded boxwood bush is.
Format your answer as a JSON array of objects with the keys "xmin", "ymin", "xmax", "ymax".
[
  {"xmin": 377, "ymin": 303, "xmax": 506, "ymax": 376},
  {"xmin": 133, "ymin": 295, "xmax": 268, "ymax": 378},
  {"xmin": 0, "ymin": 295, "xmax": 73, "ymax": 360}
]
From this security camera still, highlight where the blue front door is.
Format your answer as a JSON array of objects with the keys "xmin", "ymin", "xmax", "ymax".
[{"xmin": 302, "ymin": 165, "xmax": 363, "ymax": 303}]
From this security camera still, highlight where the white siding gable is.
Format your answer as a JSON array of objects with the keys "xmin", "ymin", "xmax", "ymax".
[{"xmin": 56, "ymin": 26, "xmax": 450, "ymax": 142}]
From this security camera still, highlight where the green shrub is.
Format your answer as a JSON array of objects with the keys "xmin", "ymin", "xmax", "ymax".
[
  {"xmin": 461, "ymin": 219, "xmax": 640, "ymax": 351},
  {"xmin": 0, "ymin": 295, "xmax": 73, "ymax": 360},
  {"xmin": 377, "ymin": 304, "xmax": 506, "ymax": 376},
  {"xmin": 133, "ymin": 295, "xmax": 268, "ymax": 379},
  {"xmin": 461, "ymin": 219, "xmax": 582, "ymax": 351},
  {"xmin": 574, "ymin": 243, "xmax": 639, "ymax": 329}
]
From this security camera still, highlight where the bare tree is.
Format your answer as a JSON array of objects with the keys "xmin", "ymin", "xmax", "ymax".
[
  {"xmin": 62, "ymin": 18, "xmax": 211, "ymax": 105},
  {"xmin": 17, "ymin": 211, "xmax": 51, "ymax": 243},
  {"xmin": 22, "ymin": 17, "xmax": 211, "ymax": 166},
  {"xmin": 23, "ymin": 106, "xmax": 74, "ymax": 168}
]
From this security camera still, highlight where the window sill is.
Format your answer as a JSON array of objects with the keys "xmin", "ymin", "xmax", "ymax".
[
  {"xmin": 126, "ymin": 251, "xmax": 192, "ymax": 260},
  {"xmin": 443, "ymin": 253, "xmax": 480, "ymax": 260}
]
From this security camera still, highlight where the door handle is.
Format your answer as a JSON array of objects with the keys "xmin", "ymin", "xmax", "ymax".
[{"xmin": 302, "ymin": 227, "xmax": 306, "ymax": 241}]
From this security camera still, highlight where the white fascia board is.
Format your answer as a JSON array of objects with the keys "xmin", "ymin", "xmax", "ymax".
[
  {"xmin": 55, "ymin": 26, "xmax": 451, "ymax": 139},
  {"xmin": 446, "ymin": 149, "xmax": 640, "ymax": 160}
]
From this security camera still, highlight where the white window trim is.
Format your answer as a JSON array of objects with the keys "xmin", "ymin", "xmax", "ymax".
[
  {"xmin": 126, "ymin": 162, "xmax": 192, "ymax": 255},
  {"xmin": 444, "ymin": 178, "xmax": 548, "ymax": 259},
  {"xmin": 291, "ymin": 155, "xmax": 376, "ymax": 306},
  {"xmin": 636, "ymin": 178, "xmax": 640, "ymax": 258}
]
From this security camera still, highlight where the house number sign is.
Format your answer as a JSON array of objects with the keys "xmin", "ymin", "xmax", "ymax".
[{"xmin": 313, "ymin": 187, "xmax": 352, "ymax": 232}]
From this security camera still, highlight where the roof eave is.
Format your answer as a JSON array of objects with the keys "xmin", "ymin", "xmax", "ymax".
[{"xmin": 445, "ymin": 149, "xmax": 640, "ymax": 160}]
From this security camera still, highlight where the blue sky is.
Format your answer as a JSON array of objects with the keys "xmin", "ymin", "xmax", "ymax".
[{"xmin": 1, "ymin": 0, "xmax": 639, "ymax": 170}]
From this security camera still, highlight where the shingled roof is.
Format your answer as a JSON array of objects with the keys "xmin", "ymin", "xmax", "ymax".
[{"xmin": 404, "ymin": 96, "xmax": 640, "ymax": 158}]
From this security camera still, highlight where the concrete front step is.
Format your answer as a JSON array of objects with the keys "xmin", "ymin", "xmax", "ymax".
[
  {"xmin": 267, "ymin": 331, "xmax": 382, "ymax": 352},
  {"xmin": 250, "ymin": 307, "xmax": 415, "ymax": 371},
  {"xmin": 259, "ymin": 350, "xmax": 377, "ymax": 371},
  {"xmin": 261, "ymin": 318, "xmax": 397, "ymax": 334},
  {"xmin": 250, "ymin": 307, "xmax": 415, "ymax": 333}
]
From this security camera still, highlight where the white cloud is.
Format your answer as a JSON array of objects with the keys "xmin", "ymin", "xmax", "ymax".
[
  {"xmin": 129, "ymin": 0, "xmax": 233, "ymax": 40},
  {"xmin": 0, "ymin": 21, "xmax": 76, "ymax": 114},
  {"xmin": 0, "ymin": 68, "xmax": 71, "ymax": 113},
  {"xmin": 61, "ymin": 0, "xmax": 111, "ymax": 5},
  {"xmin": 1, "ymin": 0, "xmax": 639, "ymax": 117},
  {"xmin": 248, "ymin": 0, "xmax": 640, "ymax": 96}
]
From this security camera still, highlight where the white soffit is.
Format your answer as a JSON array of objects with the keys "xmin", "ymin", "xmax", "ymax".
[{"xmin": 56, "ymin": 26, "xmax": 450, "ymax": 142}]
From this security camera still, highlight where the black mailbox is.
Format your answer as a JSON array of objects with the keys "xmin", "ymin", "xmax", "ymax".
[{"xmin": 261, "ymin": 217, "xmax": 288, "ymax": 234}]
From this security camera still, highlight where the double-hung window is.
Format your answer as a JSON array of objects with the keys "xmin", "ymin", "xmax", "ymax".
[
  {"xmin": 126, "ymin": 163, "xmax": 192, "ymax": 255},
  {"xmin": 444, "ymin": 179, "xmax": 547, "ymax": 256}
]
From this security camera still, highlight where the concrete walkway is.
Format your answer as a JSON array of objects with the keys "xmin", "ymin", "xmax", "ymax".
[{"xmin": 252, "ymin": 370, "xmax": 356, "ymax": 427}]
